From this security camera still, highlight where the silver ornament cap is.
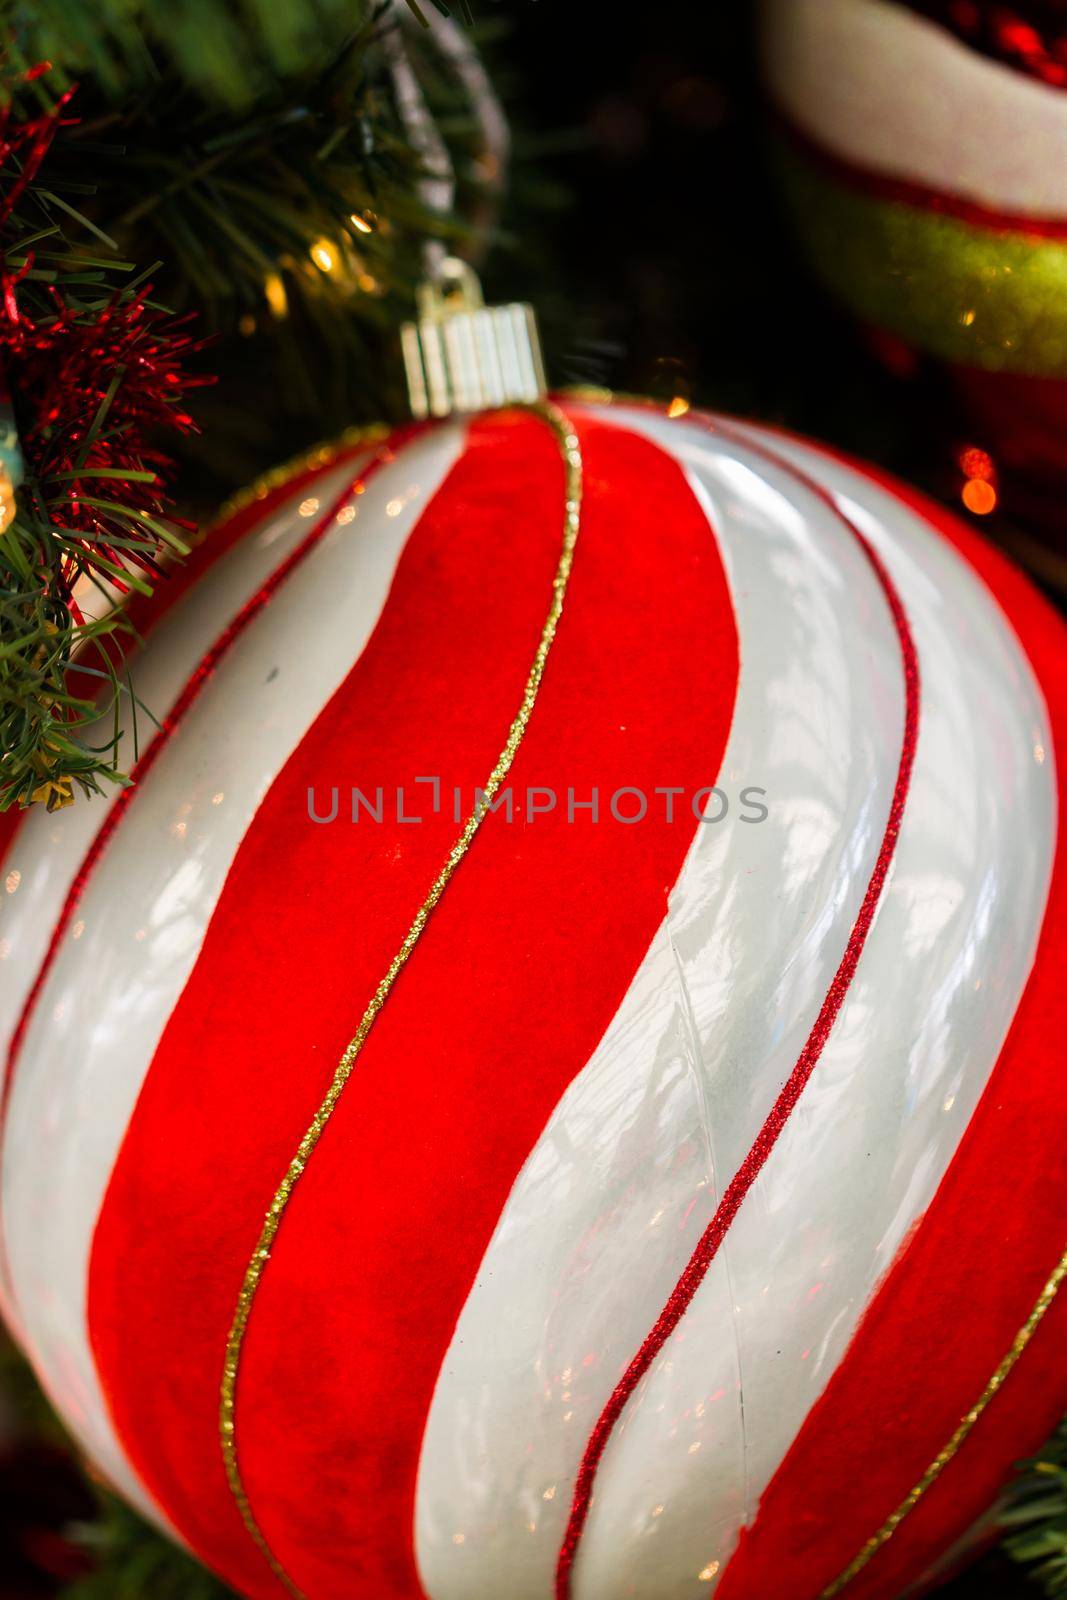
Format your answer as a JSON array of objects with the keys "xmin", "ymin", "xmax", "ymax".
[{"xmin": 401, "ymin": 257, "xmax": 546, "ymax": 419}]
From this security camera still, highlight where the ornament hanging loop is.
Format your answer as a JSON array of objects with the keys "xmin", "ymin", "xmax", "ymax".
[
  {"xmin": 401, "ymin": 256, "xmax": 546, "ymax": 419},
  {"xmin": 384, "ymin": 1, "xmax": 545, "ymax": 418}
]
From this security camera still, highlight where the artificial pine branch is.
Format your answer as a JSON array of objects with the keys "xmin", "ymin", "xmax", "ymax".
[
  {"xmin": 3, "ymin": 0, "xmax": 491, "ymax": 478},
  {"xmin": 62, "ymin": 1500, "xmax": 237, "ymax": 1600},
  {"xmin": 1003, "ymin": 1422, "xmax": 1067, "ymax": 1595},
  {"xmin": 0, "ymin": 1, "xmax": 494, "ymax": 806},
  {"xmin": 0, "ymin": 84, "xmax": 205, "ymax": 810},
  {"xmin": 10, "ymin": 0, "xmax": 468, "ymax": 110},
  {"xmin": 9, "ymin": 0, "xmax": 391, "ymax": 111}
]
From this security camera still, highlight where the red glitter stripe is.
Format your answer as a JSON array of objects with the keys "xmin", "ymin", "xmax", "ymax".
[
  {"xmin": 554, "ymin": 417, "xmax": 921, "ymax": 1599},
  {"xmin": 774, "ymin": 102, "xmax": 1067, "ymax": 239},
  {"xmin": 0, "ymin": 431, "xmax": 418, "ymax": 1143}
]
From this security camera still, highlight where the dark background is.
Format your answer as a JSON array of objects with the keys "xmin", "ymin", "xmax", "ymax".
[{"xmin": 492, "ymin": 5, "xmax": 944, "ymax": 484}]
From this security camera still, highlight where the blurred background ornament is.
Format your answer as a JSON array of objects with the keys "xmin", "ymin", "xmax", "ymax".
[
  {"xmin": 0, "ymin": 375, "xmax": 24, "ymax": 535},
  {"xmin": 761, "ymin": 0, "xmax": 1067, "ymax": 556}
]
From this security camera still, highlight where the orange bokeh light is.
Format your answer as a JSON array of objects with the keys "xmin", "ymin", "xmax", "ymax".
[
  {"xmin": 958, "ymin": 445, "xmax": 995, "ymax": 483},
  {"xmin": 962, "ymin": 478, "xmax": 998, "ymax": 516}
]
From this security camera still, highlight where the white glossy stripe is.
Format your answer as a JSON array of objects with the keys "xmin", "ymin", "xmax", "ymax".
[
  {"xmin": 762, "ymin": 0, "xmax": 1067, "ymax": 218},
  {"xmin": 0, "ymin": 424, "xmax": 465, "ymax": 1532},
  {"xmin": 414, "ymin": 410, "xmax": 906, "ymax": 1600},
  {"xmin": 572, "ymin": 412, "xmax": 1054, "ymax": 1598},
  {"xmin": 0, "ymin": 454, "xmax": 366, "ymax": 1345},
  {"xmin": 0, "ymin": 454, "xmax": 367, "ymax": 1073}
]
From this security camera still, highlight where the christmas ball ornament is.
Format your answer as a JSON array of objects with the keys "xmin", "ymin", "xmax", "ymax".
[
  {"xmin": 761, "ymin": 0, "xmax": 1067, "ymax": 504},
  {"xmin": 0, "ymin": 398, "xmax": 1064, "ymax": 1600}
]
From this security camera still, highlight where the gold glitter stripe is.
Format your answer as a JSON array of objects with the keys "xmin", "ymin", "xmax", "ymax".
[
  {"xmin": 207, "ymin": 424, "xmax": 390, "ymax": 537},
  {"xmin": 219, "ymin": 400, "xmax": 584, "ymax": 1598},
  {"xmin": 820, "ymin": 1248, "xmax": 1067, "ymax": 1599}
]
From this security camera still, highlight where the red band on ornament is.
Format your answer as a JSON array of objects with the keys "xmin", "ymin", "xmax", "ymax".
[
  {"xmin": 0, "ymin": 432, "xmax": 416, "ymax": 1170},
  {"xmin": 554, "ymin": 416, "xmax": 921, "ymax": 1600},
  {"xmin": 0, "ymin": 809, "xmax": 22, "ymax": 878},
  {"xmin": 773, "ymin": 103, "xmax": 1067, "ymax": 239}
]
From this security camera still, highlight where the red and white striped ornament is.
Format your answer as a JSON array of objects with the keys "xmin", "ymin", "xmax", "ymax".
[{"xmin": 0, "ymin": 400, "xmax": 1064, "ymax": 1600}]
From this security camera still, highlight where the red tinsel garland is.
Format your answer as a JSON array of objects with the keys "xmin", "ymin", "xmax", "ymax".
[
  {"xmin": 0, "ymin": 73, "xmax": 205, "ymax": 608},
  {"xmin": 9, "ymin": 286, "xmax": 203, "ymax": 602}
]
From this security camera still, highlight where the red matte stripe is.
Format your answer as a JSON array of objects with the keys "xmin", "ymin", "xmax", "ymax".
[
  {"xmin": 0, "ymin": 436, "xmax": 408, "ymax": 1160},
  {"xmin": 554, "ymin": 418, "xmax": 920, "ymax": 1598},
  {"xmin": 714, "ymin": 458, "xmax": 1067, "ymax": 1600},
  {"xmin": 0, "ymin": 809, "xmax": 21, "ymax": 873},
  {"xmin": 86, "ymin": 410, "xmax": 739, "ymax": 1600},
  {"xmin": 773, "ymin": 103, "xmax": 1067, "ymax": 238}
]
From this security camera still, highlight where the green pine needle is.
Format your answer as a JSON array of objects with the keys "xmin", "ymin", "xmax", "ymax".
[
  {"xmin": 0, "ymin": 0, "xmax": 491, "ymax": 809},
  {"xmin": 63, "ymin": 1499, "xmax": 238, "ymax": 1599},
  {"xmin": 1004, "ymin": 1422, "xmax": 1067, "ymax": 1595}
]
